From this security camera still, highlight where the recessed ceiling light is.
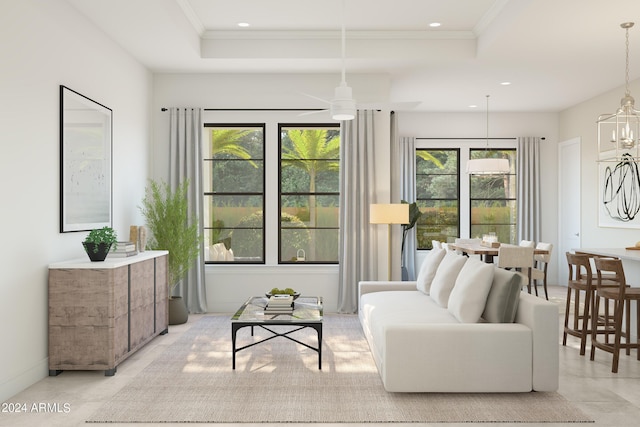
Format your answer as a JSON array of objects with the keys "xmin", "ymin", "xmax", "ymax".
[
  {"xmin": 429, "ymin": 22, "xmax": 441, "ymax": 27},
  {"xmin": 500, "ymin": 81, "xmax": 512, "ymax": 86},
  {"xmin": 238, "ymin": 22, "xmax": 250, "ymax": 27},
  {"xmin": 468, "ymin": 104, "xmax": 478, "ymax": 108}
]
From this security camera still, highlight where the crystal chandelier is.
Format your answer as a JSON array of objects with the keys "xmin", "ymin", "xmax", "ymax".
[
  {"xmin": 466, "ymin": 95, "xmax": 510, "ymax": 175},
  {"xmin": 598, "ymin": 22, "xmax": 640, "ymax": 161}
]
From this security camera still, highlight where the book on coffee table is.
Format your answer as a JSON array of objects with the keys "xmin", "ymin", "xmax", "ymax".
[{"xmin": 265, "ymin": 295, "xmax": 294, "ymax": 313}]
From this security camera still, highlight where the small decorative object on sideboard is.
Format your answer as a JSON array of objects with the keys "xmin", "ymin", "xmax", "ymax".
[
  {"xmin": 82, "ymin": 226, "xmax": 118, "ymax": 262},
  {"xmin": 107, "ymin": 241, "xmax": 138, "ymax": 258}
]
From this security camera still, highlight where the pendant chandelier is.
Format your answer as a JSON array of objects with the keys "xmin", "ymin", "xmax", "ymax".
[
  {"xmin": 598, "ymin": 22, "xmax": 640, "ymax": 162},
  {"xmin": 466, "ymin": 95, "xmax": 510, "ymax": 175}
]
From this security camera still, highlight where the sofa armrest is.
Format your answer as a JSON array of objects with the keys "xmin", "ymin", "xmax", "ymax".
[
  {"xmin": 358, "ymin": 281, "xmax": 417, "ymax": 297},
  {"xmin": 514, "ymin": 291, "xmax": 559, "ymax": 391}
]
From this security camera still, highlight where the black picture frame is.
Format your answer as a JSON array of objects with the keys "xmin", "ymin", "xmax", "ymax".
[{"xmin": 60, "ymin": 85, "xmax": 112, "ymax": 232}]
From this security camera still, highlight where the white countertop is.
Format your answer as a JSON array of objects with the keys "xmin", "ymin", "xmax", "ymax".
[
  {"xmin": 574, "ymin": 248, "xmax": 640, "ymax": 262},
  {"xmin": 49, "ymin": 250, "xmax": 168, "ymax": 269}
]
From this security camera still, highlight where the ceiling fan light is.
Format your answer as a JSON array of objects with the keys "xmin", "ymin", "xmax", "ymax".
[
  {"xmin": 331, "ymin": 105, "xmax": 355, "ymax": 121},
  {"xmin": 466, "ymin": 158, "xmax": 510, "ymax": 175},
  {"xmin": 331, "ymin": 85, "xmax": 356, "ymax": 120}
]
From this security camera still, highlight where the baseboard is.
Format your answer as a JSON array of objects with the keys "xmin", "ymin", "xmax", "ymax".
[{"xmin": 0, "ymin": 357, "xmax": 48, "ymax": 402}]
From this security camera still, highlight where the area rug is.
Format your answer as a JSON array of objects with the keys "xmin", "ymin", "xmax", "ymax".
[{"xmin": 87, "ymin": 314, "xmax": 592, "ymax": 423}]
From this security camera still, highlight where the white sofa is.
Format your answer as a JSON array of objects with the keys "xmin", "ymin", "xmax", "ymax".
[{"xmin": 358, "ymin": 249, "xmax": 559, "ymax": 393}]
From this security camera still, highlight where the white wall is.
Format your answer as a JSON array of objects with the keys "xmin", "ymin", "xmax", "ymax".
[
  {"xmin": 0, "ymin": 0, "xmax": 152, "ymax": 401},
  {"xmin": 559, "ymin": 79, "xmax": 640, "ymax": 248}
]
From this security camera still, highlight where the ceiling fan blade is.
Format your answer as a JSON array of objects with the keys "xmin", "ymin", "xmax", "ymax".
[
  {"xmin": 298, "ymin": 109, "xmax": 329, "ymax": 117},
  {"xmin": 300, "ymin": 92, "xmax": 332, "ymax": 105}
]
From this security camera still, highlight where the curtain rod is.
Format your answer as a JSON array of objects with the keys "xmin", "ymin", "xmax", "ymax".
[
  {"xmin": 160, "ymin": 108, "xmax": 323, "ymax": 112},
  {"xmin": 416, "ymin": 137, "xmax": 546, "ymax": 140}
]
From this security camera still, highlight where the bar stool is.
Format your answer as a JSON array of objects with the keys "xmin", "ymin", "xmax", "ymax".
[
  {"xmin": 591, "ymin": 257, "xmax": 640, "ymax": 373},
  {"xmin": 564, "ymin": 252, "xmax": 595, "ymax": 355}
]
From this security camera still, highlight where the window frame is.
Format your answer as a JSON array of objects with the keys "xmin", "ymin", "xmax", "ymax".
[
  {"xmin": 468, "ymin": 148, "xmax": 517, "ymax": 245},
  {"xmin": 414, "ymin": 138, "xmax": 518, "ymax": 250},
  {"xmin": 415, "ymin": 148, "xmax": 461, "ymax": 250},
  {"xmin": 278, "ymin": 123, "xmax": 341, "ymax": 264},
  {"xmin": 203, "ymin": 122, "xmax": 266, "ymax": 264}
]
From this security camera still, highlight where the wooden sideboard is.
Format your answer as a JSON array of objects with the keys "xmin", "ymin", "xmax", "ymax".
[{"xmin": 48, "ymin": 250, "xmax": 169, "ymax": 376}]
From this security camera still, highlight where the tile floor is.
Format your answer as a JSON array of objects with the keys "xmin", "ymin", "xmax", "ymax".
[{"xmin": 2, "ymin": 285, "xmax": 640, "ymax": 427}]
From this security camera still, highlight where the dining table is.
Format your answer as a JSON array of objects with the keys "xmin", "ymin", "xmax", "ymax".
[{"xmin": 449, "ymin": 241, "xmax": 550, "ymax": 264}]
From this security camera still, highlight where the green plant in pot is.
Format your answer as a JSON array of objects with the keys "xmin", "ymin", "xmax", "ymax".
[
  {"xmin": 140, "ymin": 179, "xmax": 202, "ymax": 325},
  {"xmin": 83, "ymin": 226, "xmax": 118, "ymax": 262}
]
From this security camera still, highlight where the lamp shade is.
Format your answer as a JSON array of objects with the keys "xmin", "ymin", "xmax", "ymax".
[
  {"xmin": 466, "ymin": 158, "xmax": 510, "ymax": 175},
  {"xmin": 370, "ymin": 203, "xmax": 409, "ymax": 224}
]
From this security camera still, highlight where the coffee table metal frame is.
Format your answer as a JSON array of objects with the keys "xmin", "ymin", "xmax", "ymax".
[{"xmin": 231, "ymin": 296, "xmax": 323, "ymax": 370}]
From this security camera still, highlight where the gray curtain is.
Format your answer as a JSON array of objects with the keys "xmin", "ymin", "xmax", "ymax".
[
  {"xmin": 399, "ymin": 135, "xmax": 417, "ymax": 280},
  {"xmin": 516, "ymin": 136, "xmax": 541, "ymax": 243},
  {"xmin": 168, "ymin": 108, "xmax": 207, "ymax": 313},
  {"xmin": 337, "ymin": 110, "xmax": 377, "ymax": 313}
]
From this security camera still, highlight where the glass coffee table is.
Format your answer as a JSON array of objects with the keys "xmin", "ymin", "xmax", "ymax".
[{"xmin": 231, "ymin": 296, "xmax": 323, "ymax": 370}]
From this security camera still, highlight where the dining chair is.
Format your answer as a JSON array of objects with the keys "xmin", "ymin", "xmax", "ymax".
[
  {"xmin": 519, "ymin": 240, "xmax": 535, "ymax": 248},
  {"xmin": 497, "ymin": 244, "xmax": 534, "ymax": 293},
  {"xmin": 591, "ymin": 257, "xmax": 640, "ymax": 373},
  {"xmin": 431, "ymin": 240, "xmax": 442, "ymax": 250},
  {"xmin": 531, "ymin": 242, "xmax": 553, "ymax": 300}
]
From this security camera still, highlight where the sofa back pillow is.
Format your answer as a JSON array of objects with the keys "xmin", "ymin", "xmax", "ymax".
[
  {"xmin": 416, "ymin": 248, "xmax": 446, "ymax": 294},
  {"xmin": 429, "ymin": 252, "xmax": 467, "ymax": 307},
  {"xmin": 448, "ymin": 258, "xmax": 495, "ymax": 323},
  {"xmin": 482, "ymin": 267, "xmax": 522, "ymax": 323}
]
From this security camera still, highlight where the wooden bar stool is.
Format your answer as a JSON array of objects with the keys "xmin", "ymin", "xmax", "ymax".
[
  {"xmin": 591, "ymin": 257, "xmax": 640, "ymax": 373},
  {"xmin": 564, "ymin": 252, "xmax": 595, "ymax": 355}
]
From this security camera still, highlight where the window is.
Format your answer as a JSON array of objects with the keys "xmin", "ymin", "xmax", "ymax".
[
  {"xmin": 279, "ymin": 124, "xmax": 340, "ymax": 263},
  {"xmin": 414, "ymin": 141, "xmax": 518, "ymax": 250},
  {"xmin": 469, "ymin": 149, "xmax": 517, "ymax": 244},
  {"xmin": 203, "ymin": 124, "xmax": 265, "ymax": 263},
  {"xmin": 415, "ymin": 149, "xmax": 460, "ymax": 250}
]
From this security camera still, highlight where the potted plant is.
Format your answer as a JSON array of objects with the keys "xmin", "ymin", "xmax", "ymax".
[
  {"xmin": 140, "ymin": 179, "xmax": 202, "ymax": 325},
  {"xmin": 400, "ymin": 200, "xmax": 422, "ymax": 280},
  {"xmin": 83, "ymin": 226, "xmax": 118, "ymax": 262}
]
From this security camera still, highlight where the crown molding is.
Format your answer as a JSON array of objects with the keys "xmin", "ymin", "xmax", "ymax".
[
  {"xmin": 176, "ymin": 0, "xmax": 205, "ymax": 36},
  {"xmin": 202, "ymin": 29, "xmax": 476, "ymax": 41}
]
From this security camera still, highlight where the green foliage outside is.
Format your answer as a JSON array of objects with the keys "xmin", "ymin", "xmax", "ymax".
[
  {"xmin": 415, "ymin": 148, "xmax": 517, "ymax": 249},
  {"xmin": 206, "ymin": 126, "xmax": 340, "ymax": 262},
  {"xmin": 228, "ymin": 210, "xmax": 310, "ymax": 259}
]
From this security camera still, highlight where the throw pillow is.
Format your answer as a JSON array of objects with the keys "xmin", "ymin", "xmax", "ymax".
[
  {"xmin": 416, "ymin": 248, "xmax": 446, "ymax": 294},
  {"xmin": 429, "ymin": 252, "xmax": 467, "ymax": 307},
  {"xmin": 482, "ymin": 267, "xmax": 522, "ymax": 323},
  {"xmin": 448, "ymin": 258, "xmax": 495, "ymax": 323}
]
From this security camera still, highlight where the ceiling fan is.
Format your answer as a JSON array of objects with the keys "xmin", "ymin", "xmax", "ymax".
[{"xmin": 301, "ymin": 1, "xmax": 420, "ymax": 120}]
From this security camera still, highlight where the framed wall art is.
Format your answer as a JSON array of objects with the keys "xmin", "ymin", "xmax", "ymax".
[
  {"xmin": 60, "ymin": 85, "xmax": 112, "ymax": 232},
  {"xmin": 598, "ymin": 149, "xmax": 640, "ymax": 229}
]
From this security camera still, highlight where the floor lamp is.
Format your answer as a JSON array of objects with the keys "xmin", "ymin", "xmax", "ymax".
[{"xmin": 370, "ymin": 203, "xmax": 410, "ymax": 281}]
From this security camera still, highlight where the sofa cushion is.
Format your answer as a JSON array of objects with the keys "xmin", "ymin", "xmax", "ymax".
[
  {"xmin": 482, "ymin": 267, "xmax": 522, "ymax": 323},
  {"xmin": 416, "ymin": 248, "xmax": 446, "ymax": 294},
  {"xmin": 429, "ymin": 252, "xmax": 467, "ymax": 307},
  {"xmin": 447, "ymin": 258, "xmax": 495, "ymax": 323}
]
